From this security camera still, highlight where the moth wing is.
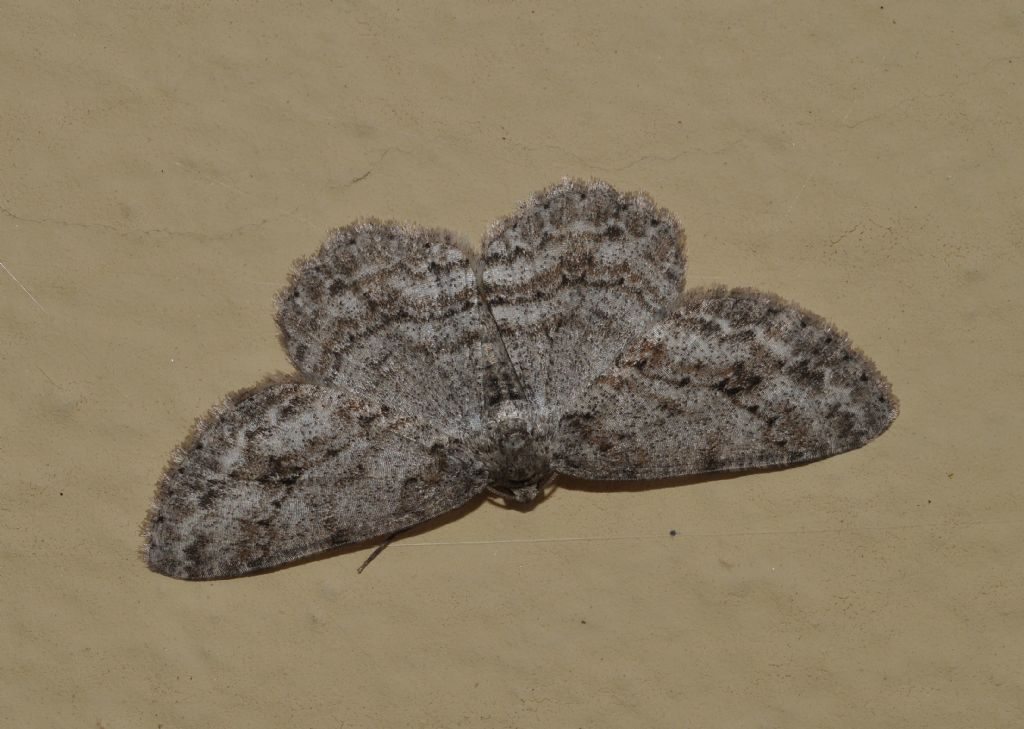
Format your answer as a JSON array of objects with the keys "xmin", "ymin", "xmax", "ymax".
[
  {"xmin": 554, "ymin": 287, "xmax": 898, "ymax": 480},
  {"xmin": 144, "ymin": 381, "xmax": 487, "ymax": 579},
  {"xmin": 276, "ymin": 221, "xmax": 499, "ymax": 431},
  {"xmin": 479, "ymin": 178, "xmax": 686, "ymax": 416}
]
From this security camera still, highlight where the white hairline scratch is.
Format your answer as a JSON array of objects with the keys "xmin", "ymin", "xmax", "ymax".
[{"xmin": 0, "ymin": 260, "xmax": 46, "ymax": 313}]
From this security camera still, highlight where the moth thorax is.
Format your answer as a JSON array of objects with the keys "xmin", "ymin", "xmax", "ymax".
[{"xmin": 483, "ymin": 401, "xmax": 554, "ymax": 504}]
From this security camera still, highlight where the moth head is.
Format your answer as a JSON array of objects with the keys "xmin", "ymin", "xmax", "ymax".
[{"xmin": 482, "ymin": 401, "xmax": 555, "ymax": 504}]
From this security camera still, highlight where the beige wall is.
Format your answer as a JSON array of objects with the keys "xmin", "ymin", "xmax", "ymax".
[{"xmin": 3, "ymin": 2, "xmax": 1021, "ymax": 726}]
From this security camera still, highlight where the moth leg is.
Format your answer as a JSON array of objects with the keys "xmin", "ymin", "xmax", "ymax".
[
  {"xmin": 485, "ymin": 472, "xmax": 558, "ymax": 505},
  {"xmin": 356, "ymin": 527, "xmax": 414, "ymax": 574}
]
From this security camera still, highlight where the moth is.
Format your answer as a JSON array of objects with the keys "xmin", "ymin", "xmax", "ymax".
[{"xmin": 143, "ymin": 178, "xmax": 897, "ymax": 579}]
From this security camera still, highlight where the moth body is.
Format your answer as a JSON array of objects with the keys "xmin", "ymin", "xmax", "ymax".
[{"xmin": 479, "ymin": 400, "xmax": 554, "ymax": 504}]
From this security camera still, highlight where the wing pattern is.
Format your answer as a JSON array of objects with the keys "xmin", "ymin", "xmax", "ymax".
[
  {"xmin": 145, "ymin": 380, "xmax": 486, "ymax": 579},
  {"xmin": 555, "ymin": 287, "xmax": 897, "ymax": 479},
  {"xmin": 144, "ymin": 179, "xmax": 897, "ymax": 579},
  {"xmin": 276, "ymin": 221, "xmax": 498, "ymax": 429},
  {"xmin": 479, "ymin": 178, "xmax": 685, "ymax": 416}
]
